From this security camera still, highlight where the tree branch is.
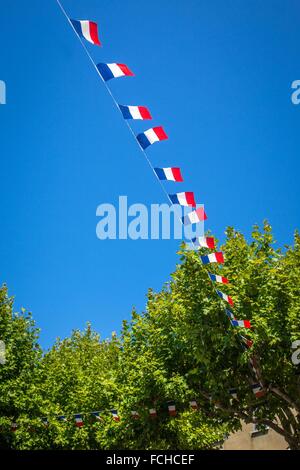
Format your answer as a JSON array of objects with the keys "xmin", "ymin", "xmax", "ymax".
[{"xmin": 269, "ymin": 385, "xmax": 300, "ymax": 412}]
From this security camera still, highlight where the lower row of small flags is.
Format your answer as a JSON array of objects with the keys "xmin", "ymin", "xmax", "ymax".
[{"xmin": 8, "ymin": 388, "xmax": 267, "ymax": 431}]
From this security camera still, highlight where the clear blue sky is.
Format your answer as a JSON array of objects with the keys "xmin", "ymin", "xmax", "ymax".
[{"xmin": 1, "ymin": 0, "xmax": 299, "ymax": 349}]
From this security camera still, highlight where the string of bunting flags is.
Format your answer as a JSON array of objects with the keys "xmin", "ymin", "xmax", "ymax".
[
  {"xmin": 57, "ymin": 0, "xmax": 250, "ymax": 342},
  {"xmin": 5, "ymin": 387, "xmax": 266, "ymax": 433},
  {"xmin": 31, "ymin": 0, "xmax": 265, "ymax": 434},
  {"xmin": 57, "ymin": 0, "xmax": 263, "ymax": 386}
]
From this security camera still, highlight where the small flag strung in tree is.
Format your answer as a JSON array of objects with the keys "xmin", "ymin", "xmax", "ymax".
[
  {"xmin": 216, "ymin": 290, "xmax": 234, "ymax": 306},
  {"xmin": 240, "ymin": 335, "xmax": 253, "ymax": 349},
  {"xmin": 200, "ymin": 252, "xmax": 224, "ymax": 264},
  {"xmin": 70, "ymin": 19, "xmax": 101, "ymax": 46},
  {"xmin": 226, "ymin": 309, "xmax": 235, "ymax": 320},
  {"xmin": 231, "ymin": 319, "xmax": 251, "ymax": 329},
  {"xmin": 190, "ymin": 400, "xmax": 198, "ymax": 410},
  {"xmin": 229, "ymin": 388, "xmax": 238, "ymax": 400},
  {"xmin": 91, "ymin": 411, "xmax": 102, "ymax": 421},
  {"xmin": 41, "ymin": 417, "xmax": 49, "ymax": 427},
  {"xmin": 96, "ymin": 63, "xmax": 134, "ymax": 81},
  {"xmin": 251, "ymin": 383, "xmax": 265, "ymax": 398},
  {"xmin": 209, "ymin": 273, "xmax": 229, "ymax": 284},
  {"xmin": 154, "ymin": 167, "xmax": 183, "ymax": 182},
  {"xmin": 149, "ymin": 408, "xmax": 157, "ymax": 418},
  {"xmin": 111, "ymin": 409, "xmax": 120, "ymax": 422},
  {"xmin": 119, "ymin": 104, "xmax": 152, "ymax": 120},
  {"xmin": 192, "ymin": 236, "xmax": 215, "ymax": 249},
  {"xmin": 57, "ymin": 415, "xmax": 67, "ymax": 422},
  {"xmin": 131, "ymin": 410, "xmax": 140, "ymax": 419},
  {"xmin": 169, "ymin": 192, "xmax": 196, "ymax": 207},
  {"xmin": 182, "ymin": 207, "xmax": 207, "ymax": 225},
  {"xmin": 75, "ymin": 414, "xmax": 84, "ymax": 427},
  {"xmin": 11, "ymin": 423, "xmax": 17, "ymax": 432},
  {"xmin": 167, "ymin": 401, "xmax": 176, "ymax": 417},
  {"xmin": 137, "ymin": 126, "xmax": 168, "ymax": 149}
]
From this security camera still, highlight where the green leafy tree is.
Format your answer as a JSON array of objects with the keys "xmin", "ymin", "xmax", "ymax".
[
  {"xmin": 0, "ymin": 285, "xmax": 41, "ymax": 449},
  {"xmin": 1, "ymin": 223, "xmax": 299, "ymax": 449},
  {"xmin": 118, "ymin": 222, "xmax": 300, "ymax": 448}
]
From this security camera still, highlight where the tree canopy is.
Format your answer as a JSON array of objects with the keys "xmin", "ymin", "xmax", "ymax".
[{"xmin": 0, "ymin": 222, "xmax": 299, "ymax": 449}]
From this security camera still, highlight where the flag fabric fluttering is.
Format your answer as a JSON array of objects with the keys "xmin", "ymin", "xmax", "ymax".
[
  {"xmin": 119, "ymin": 104, "xmax": 152, "ymax": 120},
  {"xmin": 208, "ymin": 273, "xmax": 229, "ymax": 284},
  {"xmin": 70, "ymin": 19, "xmax": 101, "ymax": 46},
  {"xmin": 225, "ymin": 309, "xmax": 235, "ymax": 320},
  {"xmin": 137, "ymin": 127, "xmax": 168, "ymax": 149},
  {"xmin": 57, "ymin": 415, "xmax": 67, "ymax": 422},
  {"xmin": 96, "ymin": 63, "xmax": 134, "ymax": 81},
  {"xmin": 11, "ymin": 423, "xmax": 17, "ymax": 432},
  {"xmin": 251, "ymin": 383, "xmax": 265, "ymax": 398},
  {"xmin": 149, "ymin": 408, "xmax": 157, "ymax": 418},
  {"xmin": 229, "ymin": 388, "xmax": 238, "ymax": 400},
  {"xmin": 91, "ymin": 411, "xmax": 102, "ymax": 421},
  {"xmin": 192, "ymin": 236, "xmax": 215, "ymax": 249},
  {"xmin": 154, "ymin": 167, "xmax": 183, "ymax": 182},
  {"xmin": 216, "ymin": 290, "xmax": 234, "ymax": 306},
  {"xmin": 131, "ymin": 410, "xmax": 140, "ymax": 419},
  {"xmin": 111, "ymin": 409, "xmax": 120, "ymax": 422},
  {"xmin": 200, "ymin": 252, "xmax": 224, "ymax": 265},
  {"xmin": 75, "ymin": 414, "xmax": 84, "ymax": 427},
  {"xmin": 182, "ymin": 207, "xmax": 207, "ymax": 225},
  {"xmin": 231, "ymin": 319, "xmax": 251, "ymax": 329},
  {"xmin": 167, "ymin": 402, "xmax": 176, "ymax": 417},
  {"xmin": 169, "ymin": 192, "xmax": 196, "ymax": 207},
  {"xmin": 240, "ymin": 335, "xmax": 253, "ymax": 349},
  {"xmin": 190, "ymin": 400, "xmax": 198, "ymax": 410}
]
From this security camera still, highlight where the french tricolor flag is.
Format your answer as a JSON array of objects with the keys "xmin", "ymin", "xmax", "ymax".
[
  {"xmin": 131, "ymin": 410, "xmax": 140, "ymax": 419},
  {"xmin": 200, "ymin": 252, "xmax": 224, "ymax": 264},
  {"xmin": 208, "ymin": 273, "xmax": 229, "ymax": 284},
  {"xmin": 240, "ymin": 335, "xmax": 253, "ymax": 349},
  {"xmin": 154, "ymin": 167, "xmax": 183, "ymax": 182},
  {"xmin": 75, "ymin": 414, "xmax": 84, "ymax": 427},
  {"xmin": 11, "ymin": 423, "xmax": 17, "ymax": 432},
  {"xmin": 251, "ymin": 383, "xmax": 265, "ymax": 398},
  {"xmin": 58, "ymin": 415, "xmax": 67, "ymax": 422},
  {"xmin": 225, "ymin": 308, "xmax": 235, "ymax": 320},
  {"xmin": 119, "ymin": 105, "xmax": 152, "ymax": 120},
  {"xmin": 96, "ymin": 63, "xmax": 134, "ymax": 81},
  {"xmin": 216, "ymin": 290, "xmax": 234, "ymax": 306},
  {"xmin": 182, "ymin": 207, "xmax": 207, "ymax": 225},
  {"xmin": 91, "ymin": 411, "xmax": 102, "ymax": 421},
  {"xmin": 167, "ymin": 402, "xmax": 176, "ymax": 417},
  {"xmin": 137, "ymin": 127, "xmax": 168, "ymax": 149},
  {"xmin": 169, "ymin": 192, "xmax": 196, "ymax": 207},
  {"xmin": 149, "ymin": 408, "xmax": 157, "ymax": 418},
  {"xmin": 192, "ymin": 236, "xmax": 215, "ymax": 249},
  {"xmin": 190, "ymin": 400, "xmax": 198, "ymax": 410},
  {"xmin": 70, "ymin": 19, "xmax": 101, "ymax": 46},
  {"xmin": 231, "ymin": 319, "xmax": 251, "ymax": 328},
  {"xmin": 111, "ymin": 409, "xmax": 120, "ymax": 422}
]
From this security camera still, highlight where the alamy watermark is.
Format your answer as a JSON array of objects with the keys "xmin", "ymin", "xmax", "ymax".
[
  {"xmin": 0, "ymin": 80, "xmax": 6, "ymax": 105},
  {"xmin": 291, "ymin": 340, "xmax": 300, "ymax": 366},
  {"xmin": 291, "ymin": 80, "xmax": 300, "ymax": 105},
  {"xmin": 96, "ymin": 196, "xmax": 204, "ymax": 248},
  {"xmin": 0, "ymin": 340, "xmax": 6, "ymax": 365}
]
